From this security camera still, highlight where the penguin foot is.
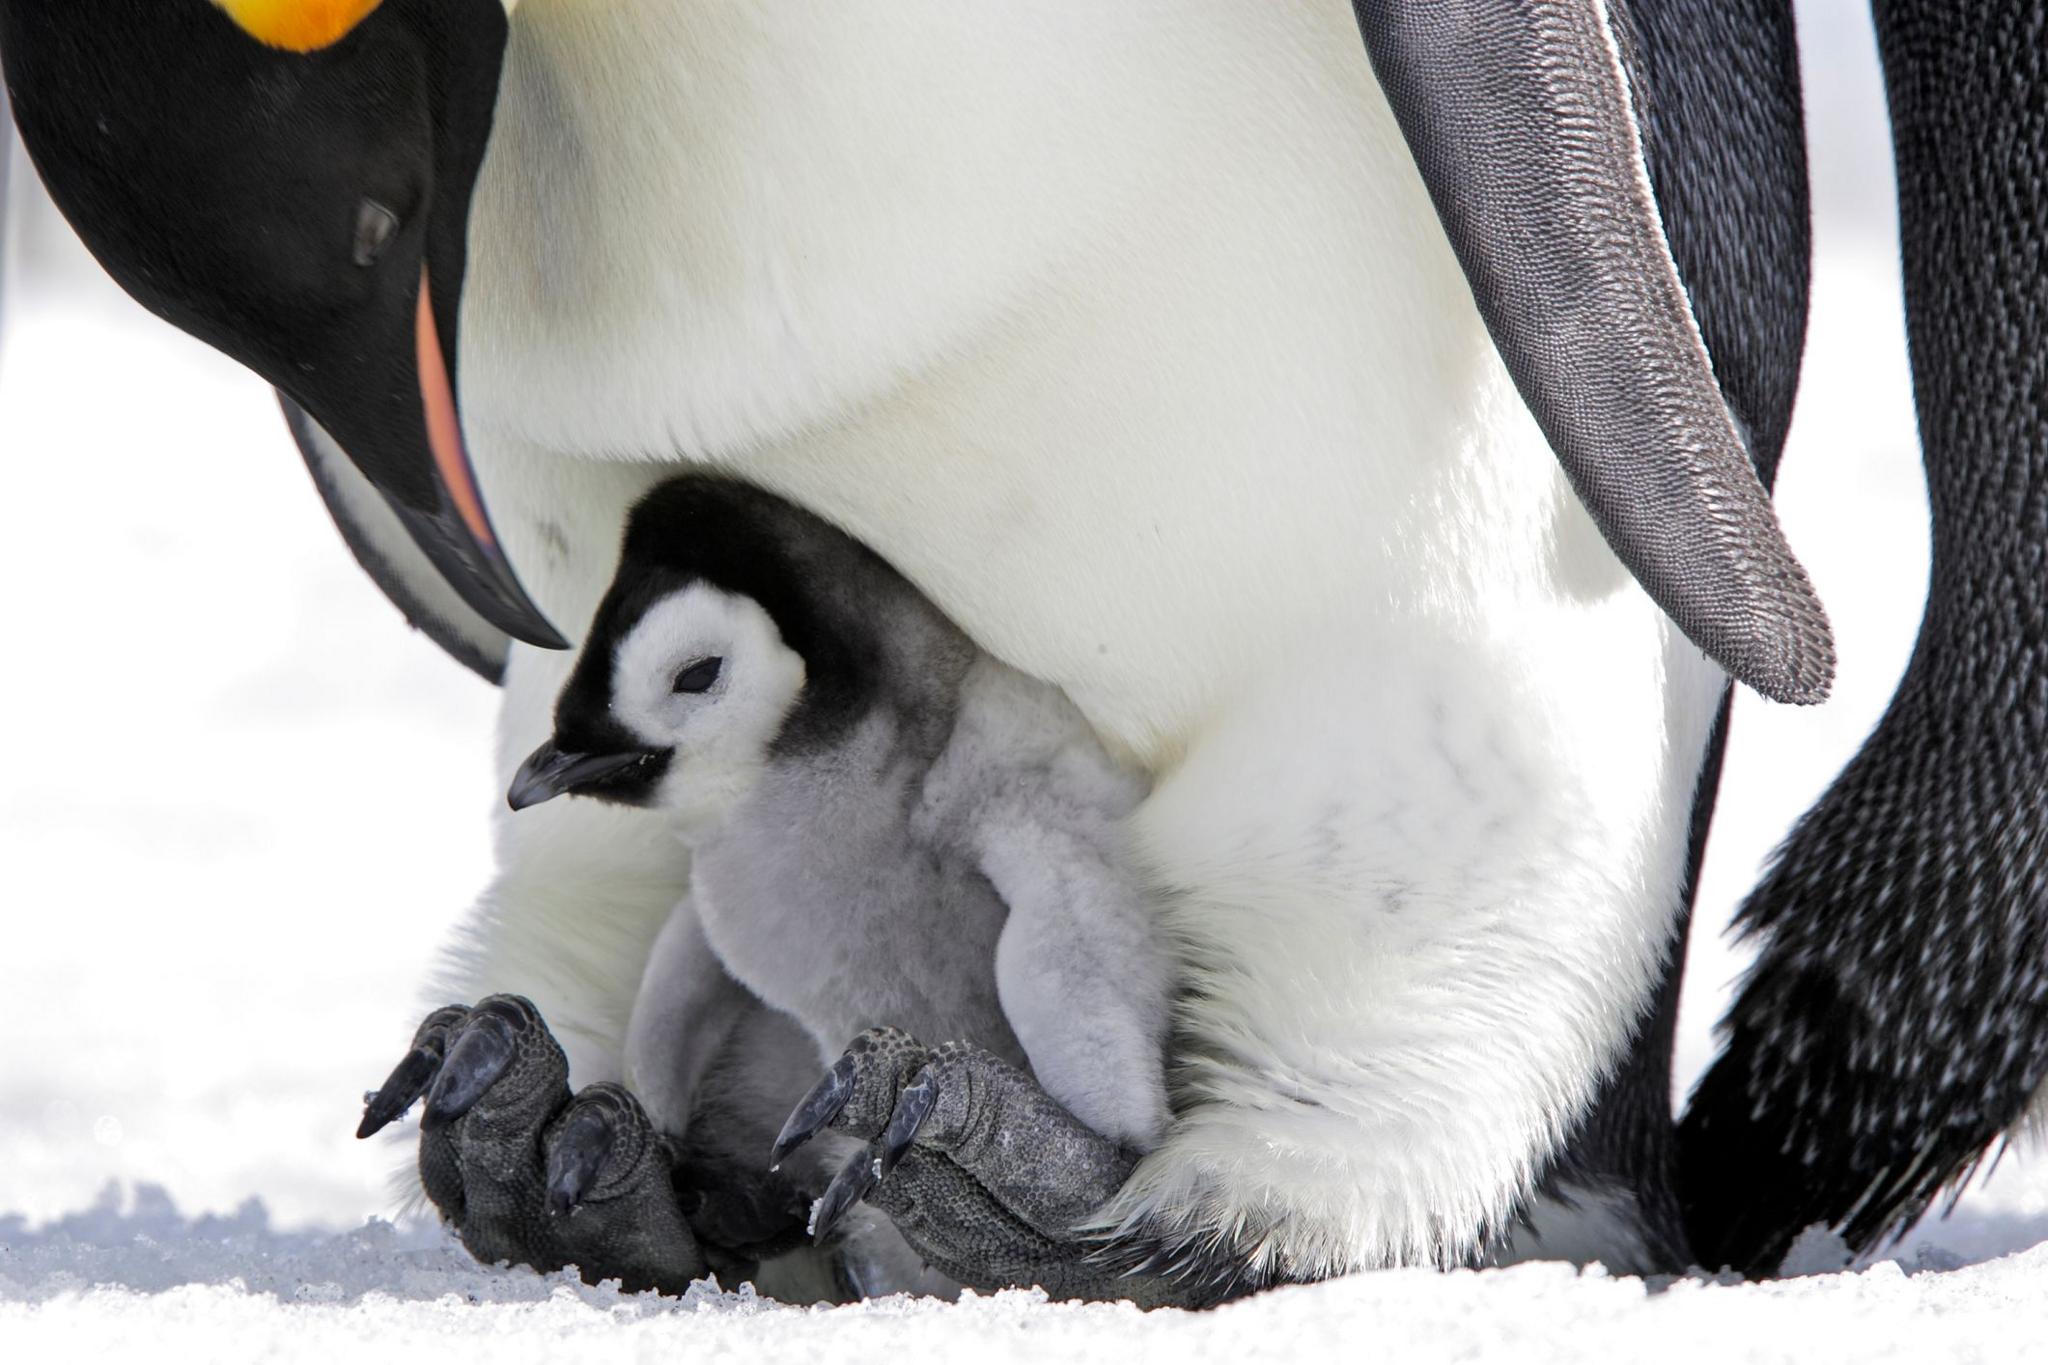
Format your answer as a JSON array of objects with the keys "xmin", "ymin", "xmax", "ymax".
[
  {"xmin": 358, "ymin": 995, "xmax": 706, "ymax": 1295},
  {"xmin": 775, "ymin": 1027, "xmax": 1244, "ymax": 1307}
]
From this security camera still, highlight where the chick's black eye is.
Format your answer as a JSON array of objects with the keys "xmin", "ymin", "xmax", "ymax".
[
  {"xmin": 352, "ymin": 198, "xmax": 400, "ymax": 267},
  {"xmin": 673, "ymin": 657, "xmax": 724, "ymax": 694}
]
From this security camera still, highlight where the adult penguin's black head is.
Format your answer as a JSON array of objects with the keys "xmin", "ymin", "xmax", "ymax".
[{"xmin": 0, "ymin": 0, "xmax": 565, "ymax": 648}]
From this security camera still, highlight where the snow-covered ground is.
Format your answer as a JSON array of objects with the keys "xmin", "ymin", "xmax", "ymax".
[
  {"xmin": 3, "ymin": 4, "xmax": 2045, "ymax": 1358},
  {"xmin": 5, "ymin": 1193, "xmax": 2048, "ymax": 1364}
]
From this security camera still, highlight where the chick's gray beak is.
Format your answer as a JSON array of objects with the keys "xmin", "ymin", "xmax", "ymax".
[{"xmin": 507, "ymin": 741, "xmax": 656, "ymax": 811}]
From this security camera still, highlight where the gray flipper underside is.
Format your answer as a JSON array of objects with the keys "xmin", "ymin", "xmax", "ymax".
[
  {"xmin": 1351, "ymin": 0, "xmax": 1834, "ymax": 705},
  {"xmin": 1527, "ymin": 0, "xmax": 1811, "ymax": 1274},
  {"xmin": 281, "ymin": 396, "xmax": 509, "ymax": 684}
]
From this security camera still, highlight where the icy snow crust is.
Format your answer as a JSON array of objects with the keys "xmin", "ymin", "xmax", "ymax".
[{"xmin": 4, "ymin": 1187, "xmax": 2048, "ymax": 1364}]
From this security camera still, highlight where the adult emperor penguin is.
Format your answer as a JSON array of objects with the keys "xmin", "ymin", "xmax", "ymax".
[{"xmin": 2, "ymin": 0, "xmax": 2041, "ymax": 1293}]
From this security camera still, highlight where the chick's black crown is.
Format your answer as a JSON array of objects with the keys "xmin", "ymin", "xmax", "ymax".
[{"xmin": 553, "ymin": 478, "xmax": 904, "ymax": 757}]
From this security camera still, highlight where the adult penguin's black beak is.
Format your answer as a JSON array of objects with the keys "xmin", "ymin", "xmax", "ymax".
[
  {"xmin": 0, "ymin": 0, "xmax": 567, "ymax": 650},
  {"xmin": 383, "ymin": 258, "xmax": 570, "ymax": 650}
]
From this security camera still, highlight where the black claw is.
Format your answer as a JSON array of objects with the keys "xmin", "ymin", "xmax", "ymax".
[
  {"xmin": 357, "ymin": 1044, "xmax": 444, "ymax": 1140},
  {"xmin": 420, "ymin": 1011, "xmax": 516, "ymax": 1131},
  {"xmin": 878, "ymin": 1071, "xmax": 938, "ymax": 1179},
  {"xmin": 771, "ymin": 1054, "xmax": 856, "ymax": 1167},
  {"xmin": 811, "ymin": 1145, "xmax": 881, "ymax": 1243},
  {"xmin": 546, "ymin": 1103, "xmax": 616, "ymax": 1218}
]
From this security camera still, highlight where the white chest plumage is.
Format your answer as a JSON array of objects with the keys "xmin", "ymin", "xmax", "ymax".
[{"xmin": 438, "ymin": 0, "xmax": 1727, "ymax": 1276}]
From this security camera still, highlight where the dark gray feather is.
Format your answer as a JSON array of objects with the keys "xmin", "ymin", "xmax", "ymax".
[
  {"xmin": 1352, "ymin": 0, "xmax": 1834, "ymax": 704},
  {"xmin": 1542, "ymin": 0, "xmax": 1810, "ymax": 1273}
]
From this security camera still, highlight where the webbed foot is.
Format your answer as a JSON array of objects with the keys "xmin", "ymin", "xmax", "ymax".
[
  {"xmin": 775, "ymin": 1027, "xmax": 1254, "ymax": 1308},
  {"xmin": 358, "ymin": 995, "xmax": 705, "ymax": 1295}
]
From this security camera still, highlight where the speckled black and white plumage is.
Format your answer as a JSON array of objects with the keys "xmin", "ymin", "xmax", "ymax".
[{"xmin": 1680, "ymin": 3, "xmax": 2048, "ymax": 1276}]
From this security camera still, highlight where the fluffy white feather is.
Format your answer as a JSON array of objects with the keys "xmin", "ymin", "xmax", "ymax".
[
  {"xmin": 432, "ymin": 0, "xmax": 1728, "ymax": 1272},
  {"xmin": 1100, "ymin": 613, "xmax": 1722, "ymax": 1276},
  {"xmin": 608, "ymin": 586, "xmax": 809, "ymax": 830}
]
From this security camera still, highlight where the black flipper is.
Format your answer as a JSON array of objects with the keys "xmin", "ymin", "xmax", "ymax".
[
  {"xmin": 1681, "ymin": 7, "xmax": 2048, "ymax": 1275},
  {"xmin": 1614, "ymin": 0, "xmax": 1811, "ymax": 494},
  {"xmin": 282, "ymin": 396, "xmax": 510, "ymax": 684},
  {"xmin": 1, "ymin": 102, "xmax": 12, "ymax": 345},
  {"xmin": 1351, "ymin": 0, "xmax": 1833, "ymax": 704},
  {"xmin": 1530, "ymin": 0, "xmax": 1811, "ymax": 1272}
]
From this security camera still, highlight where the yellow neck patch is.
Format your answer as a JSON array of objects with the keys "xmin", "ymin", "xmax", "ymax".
[{"xmin": 211, "ymin": 0, "xmax": 386, "ymax": 53}]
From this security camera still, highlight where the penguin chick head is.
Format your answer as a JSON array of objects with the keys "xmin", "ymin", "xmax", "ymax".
[
  {"xmin": 510, "ymin": 581, "xmax": 809, "ymax": 828},
  {"xmin": 510, "ymin": 476, "xmax": 888, "ymax": 822}
]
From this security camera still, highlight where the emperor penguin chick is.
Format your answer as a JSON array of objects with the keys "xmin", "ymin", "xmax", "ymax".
[{"xmin": 509, "ymin": 475, "xmax": 1174, "ymax": 1153}]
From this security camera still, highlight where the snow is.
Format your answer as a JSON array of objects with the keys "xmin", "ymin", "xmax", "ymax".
[
  {"xmin": 4, "ymin": 1188, "xmax": 2048, "ymax": 1364},
  {"xmin": 2, "ymin": 2, "xmax": 2044, "ymax": 1357}
]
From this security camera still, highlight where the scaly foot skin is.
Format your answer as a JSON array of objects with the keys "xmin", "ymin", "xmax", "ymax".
[
  {"xmin": 357, "ymin": 995, "xmax": 707, "ymax": 1295},
  {"xmin": 773, "ymin": 1027, "xmax": 1256, "ymax": 1308}
]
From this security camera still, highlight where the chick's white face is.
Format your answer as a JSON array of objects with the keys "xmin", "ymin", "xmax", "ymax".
[{"xmin": 609, "ymin": 584, "xmax": 807, "ymax": 829}]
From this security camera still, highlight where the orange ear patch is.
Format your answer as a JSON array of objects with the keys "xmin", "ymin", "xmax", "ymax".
[{"xmin": 211, "ymin": 0, "xmax": 386, "ymax": 53}]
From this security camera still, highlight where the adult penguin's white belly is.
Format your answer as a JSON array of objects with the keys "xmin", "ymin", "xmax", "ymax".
[{"xmin": 447, "ymin": 0, "xmax": 1726, "ymax": 1273}]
